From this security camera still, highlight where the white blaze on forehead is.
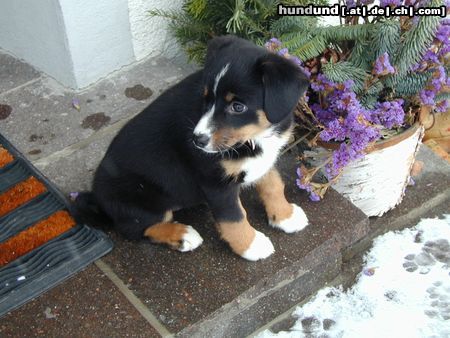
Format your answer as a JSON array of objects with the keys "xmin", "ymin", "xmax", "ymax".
[
  {"xmin": 213, "ymin": 63, "xmax": 230, "ymax": 95},
  {"xmin": 194, "ymin": 104, "xmax": 215, "ymax": 136}
]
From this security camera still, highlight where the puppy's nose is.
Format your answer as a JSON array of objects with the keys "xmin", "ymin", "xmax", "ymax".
[{"xmin": 193, "ymin": 133, "xmax": 210, "ymax": 148}]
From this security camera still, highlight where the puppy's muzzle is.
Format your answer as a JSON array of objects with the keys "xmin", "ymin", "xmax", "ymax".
[{"xmin": 193, "ymin": 133, "xmax": 210, "ymax": 149}]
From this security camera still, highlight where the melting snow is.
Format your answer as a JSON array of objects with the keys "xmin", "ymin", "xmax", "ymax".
[{"xmin": 258, "ymin": 215, "xmax": 450, "ymax": 338}]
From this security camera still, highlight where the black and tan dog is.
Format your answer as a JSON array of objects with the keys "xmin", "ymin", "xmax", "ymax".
[{"xmin": 74, "ymin": 35, "xmax": 310, "ymax": 261}]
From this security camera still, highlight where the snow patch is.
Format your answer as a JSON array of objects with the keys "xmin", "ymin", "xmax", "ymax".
[{"xmin": 258, "ymin": 215, "xmax": 450, "ymax": 338}]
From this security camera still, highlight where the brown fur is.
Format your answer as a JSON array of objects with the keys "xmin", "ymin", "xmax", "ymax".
[
  {"xmin": 216, "ymin": 200, "xmax": 256, "ymax": 255},
  {"xmin": 212, "ymin": 110, "xmax": 270, "ymax": 149},
  {"xmin": 256, "ymin": 169, "xmax": 293, "ymax": 223},
  {"xmin": 144, "ymin": 222, "xmax": 188, "ymax": 249},
  {"xmin": 225, "ymin": 92, "xmax": 235, "ymax": 102},
  {"xmin": 203, "ymin": 86, "xmax": 208, "ymax": 97}
]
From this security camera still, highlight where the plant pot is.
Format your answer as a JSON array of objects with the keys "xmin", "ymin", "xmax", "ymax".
[{"xmin": 320, "ymin": 123, "xmax": 425, "ymax": 217}]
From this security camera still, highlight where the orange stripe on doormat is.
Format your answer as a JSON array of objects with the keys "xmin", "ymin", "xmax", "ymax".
[
  {"xmin": 0, "ymin": 146, "xmax": 14, "ymax": 168},
  {"xmin": 0, "ymin": 177, "xmax": 47, "ymax": 218},
  {"xmin": 0, "ymin": 210, "xmax": 76, "ymax": 267}
]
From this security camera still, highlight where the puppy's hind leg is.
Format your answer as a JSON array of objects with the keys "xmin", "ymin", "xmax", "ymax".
[
  {"xmin": 144, "ymin": 220, "xmax": 203, "ymax": 252},
  {"xmin": 143, "ymin": 209, "xmax": 203, "ymax": 252}
]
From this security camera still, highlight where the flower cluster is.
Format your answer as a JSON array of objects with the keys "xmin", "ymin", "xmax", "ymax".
[
  {"xmin": 313, "ymin": 78, "xmax": 404, "ymax": 178},
  {"xmin": 373, "ymin": 53, "xmax": 395, "ymax": 76},
  {"xmin": 265, "ymin": 11, "xmax": 449, "ymax": 202}
]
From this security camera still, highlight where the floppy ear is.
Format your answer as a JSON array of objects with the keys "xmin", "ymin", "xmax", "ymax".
[
  {"xmin": 204, "ymin": 35, "xmax": 237, "ymax": 65},
  {"xmin": 258, "ymin": 53, "xmax": 310, "ymax": 124}
]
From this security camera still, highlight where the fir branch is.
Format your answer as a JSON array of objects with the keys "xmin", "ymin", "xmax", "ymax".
[
  {"xmin": 321, "ymin": 61, "xmax": 369, "ymax": 93},
  {"xmin": 293, "ymin": 35, "xmax": 328, "ymax": 61},
  {"xmin": 390, "ymin": 72, "xmax": 432, "ymax": 96},
  {"xmin": 394, "ymin": 0, "xmax": 442, "ymax": 75},
  {"xmin": 435, "ymin": 92, "xmax": 450, "ymax": 102},
  {"xmin": 348, "ymin": 39, "xmax": 374, "ymax": 71},
  {"xmin": 319, "ymin": 23, "xmax": 374, "ymax": 42},
  {"xmin": 371, "ymin": 19, "xmax": 400, "ymax": 59}
]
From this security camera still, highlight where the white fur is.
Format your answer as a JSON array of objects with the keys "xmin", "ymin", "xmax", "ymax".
[
  {"xmin": 194, "ymin": 104, "xmax": 215, "ymax": 137},
  {"xmin": 214, "ymin": 63, "xmax": 230, "ymax": 95},
  {"xmin": 242, "ymin": 130, "xmax": 289, "ymax": 185},
  {"xmin": 270, "ymin": 204, "xmax": 309, "ymax": 233},
  {"xmin": 241, "ymin": 230, "xmax": 275, "ymax": 261},
  {"xmin": 178, "ymin": 226, "xmax": 204, "ymax": 252}
]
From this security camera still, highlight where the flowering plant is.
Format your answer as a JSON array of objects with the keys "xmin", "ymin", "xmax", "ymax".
[{"xmin": 266, "ymin": 0, "xmax": 449, "ymax": 201}]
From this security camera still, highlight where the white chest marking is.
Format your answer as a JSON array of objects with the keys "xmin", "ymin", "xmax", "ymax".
[{"xmin": 242, "ymin": 131, "xmax": 288, "ymax": 185}]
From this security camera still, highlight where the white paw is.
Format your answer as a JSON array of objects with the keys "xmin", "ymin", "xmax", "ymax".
[
  {"xmin": 269, "ymin": 204, "xmax": 309, "ymax": 233},
  {"xmin": 241, "ymin": 230, "xmax": 275, "ymax": 261},
  {"xmin": 178, "ymin": 226, "xmax": 203, "ymax": 252}
]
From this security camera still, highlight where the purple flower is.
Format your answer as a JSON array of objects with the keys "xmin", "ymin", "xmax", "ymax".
[
  {"xmin": 435, "ymin": 100, "xmax": 449, "ymax": 113},
  {"xmin": 309, "ymin": 192, "xmax": 321, "ymax": 202},
  {"xmin": 320, "ymin": 119, "xmax": 346, "ymax": 142},
  {"xmin": 380, "ymin": 0, "xmax": 402, "ymax": 5},
  {"xmin": 278, "ymin": 48, "xmax": 289, "ymax": 57},
  {"xmin": 265, "ymin": 38, "xmax": 282, "ymax": 51},
  {"xmin": 311, "ymin": 74, "xmax": 335, "ymax": 92},
  {"xmin": 346, "ymin": 0, "xmax": 356, "ymax": 7},
  {"xmin": 373, "ymin": 52, "xmax": 395, "ymax": 76},
  {"xmin": 420, "ymin": 89, "xmax": 436, "ymax": 106},
  {"xmin": 435, "ymin": 23, "xmax": 450, "ymax": 44},
  {"xmin": 372, "ymin": 99, "xmax": 405, "ymax": 128}
]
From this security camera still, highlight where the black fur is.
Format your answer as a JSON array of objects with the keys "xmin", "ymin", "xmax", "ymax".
[{"xmin": 73, "ymin": 35, "xmax": 309, "ymax": 240}]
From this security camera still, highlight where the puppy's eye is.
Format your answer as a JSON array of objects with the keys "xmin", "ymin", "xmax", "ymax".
[{"xmin": 229, "ymin": 101, "xmax": 247, "ymax": 114}]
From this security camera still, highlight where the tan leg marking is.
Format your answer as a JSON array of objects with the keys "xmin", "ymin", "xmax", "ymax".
[
  {"xmin": 216, "ymin": 201, "xmax": 256, "ymax": 255},
  {"xmin": 256, "ymin": 169, "xmax": 293, "ymax": 223},
  {"xmin": 144, "ymin": 222, "xmax": 188, "ymax": 249}
]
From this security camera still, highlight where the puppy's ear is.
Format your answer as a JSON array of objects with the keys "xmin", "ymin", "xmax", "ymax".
[
  {"xmin": 205, "ymin": 35, "xmax": 236, "ymax": 64},
  {"xmin": 257, "ymin": 53, "xmax": 309, "ymax": 124}
]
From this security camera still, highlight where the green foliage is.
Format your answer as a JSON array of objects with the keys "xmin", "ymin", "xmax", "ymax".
[
  {"xmin": 321, "ymin": 61, "xmax": 368, "ymax": 93},
  {"xmin": 387, "ymin": 72, "xmax": 432, "ymax": 97},
  {"xmin": 371, "ymin": 19, "xmax": 400, "ymax": 59},
  {"xmin": 150, "ymin": 0, "xmax": 328, "ymax": 64},
  {"xmin": 394, "ymin": 0, "xmax": 442, "ymax": 74}
]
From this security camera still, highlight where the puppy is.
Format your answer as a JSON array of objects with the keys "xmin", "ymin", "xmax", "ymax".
[{"xmin": 74, "ymin": 35, "xmax": 310, "ymax": 261}]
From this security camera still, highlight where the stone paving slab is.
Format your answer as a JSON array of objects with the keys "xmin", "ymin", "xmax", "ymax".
[
  {"xmin": 0, "ymin": 265, "xmax": 160, "ymax": 338},
  {"xmin": 0, "ymin": 53, "xmax": 189, "ymax": 161},
  {"xmin": 0, "ymin": 51, "xmax": 40, "ymax": 94},
  {"xmin": 101, "ymin": 150, "xmax": 369, "ymax": 337}
]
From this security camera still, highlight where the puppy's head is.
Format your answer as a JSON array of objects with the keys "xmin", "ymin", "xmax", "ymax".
[{"xmin": 193, "ymin": 35, "xmax": 309, "ymax": 153}]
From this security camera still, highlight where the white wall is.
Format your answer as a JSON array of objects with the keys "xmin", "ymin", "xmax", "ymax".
[
  {"xmin": 128, "ymin": 0, "xmax": 184, "ymax": 61},
  {"xmin": 0, "ymin": 0, "xmax": 76, "ymax": 87},
  {"xmin": 59, "ymin": 0, "xmax": 136, "ymax": 88},
  {"xmin": 0, "ymin": 0, "xmax": 185, "ymax": 88}
]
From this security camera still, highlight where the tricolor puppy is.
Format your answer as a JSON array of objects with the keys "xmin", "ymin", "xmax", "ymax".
[{"xmin": 74, "ymin": 35, "xmax": 310, "ymax": 261}]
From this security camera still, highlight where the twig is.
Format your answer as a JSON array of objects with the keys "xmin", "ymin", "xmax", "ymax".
[{"xmin": 281, "ymin": 131, "xmax": 313, "ymax": 155}]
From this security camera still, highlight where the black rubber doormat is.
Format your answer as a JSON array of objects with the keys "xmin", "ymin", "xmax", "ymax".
[{"xmin": 0, "ymin": 133, "xmax": 113, "ymax": 318}]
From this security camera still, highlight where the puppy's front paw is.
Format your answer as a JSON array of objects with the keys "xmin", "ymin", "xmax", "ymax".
[
  {"xmin": 178, "ymin": 225, "xmax": 204, "ymax": 252},
  {"xmin": 241, "ymin": 230, "xmax": 275, "ymax": 261},
  {"xmin": 269, "ymin": 204, "xmax": 308, "ymax": 233}
]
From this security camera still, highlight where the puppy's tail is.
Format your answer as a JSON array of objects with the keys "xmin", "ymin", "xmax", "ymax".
[{"xmin": 70, "ymin": 191, "xmax": 111, "ymax": 228}]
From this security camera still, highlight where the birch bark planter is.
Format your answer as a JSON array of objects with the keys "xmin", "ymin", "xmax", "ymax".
[{"xmin": 322, "ymin": 124, "xmax": 425, "ymax": 217}]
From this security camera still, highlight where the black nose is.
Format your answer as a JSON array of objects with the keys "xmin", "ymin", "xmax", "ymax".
[{"xmin": 193, "ymin": 133, "xmax": 210, "ymax": 148}]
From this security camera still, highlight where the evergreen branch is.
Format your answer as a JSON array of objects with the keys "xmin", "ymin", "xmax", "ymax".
[
  {"xmin": 385, "ymin": 71, "xmax": 431, "ymax": 96},
  {"xmin": 435, "ymin": 92, "xmax": 450, "ymax": 102},
  {"xmin": 394, "ymin": 0, "xmax": 442, "ymax": 75},
  {"xmin": 321, "ymin": 61, "xmax": 369, "ymax": 93},
  {"xmin": 348, "ymin": 39, "xmax": 374, "ymax": 71},
  {"xmin": 292, "ymin": 35, "xmax": 328, "ymax": 61},
  {"xmin": 371, "ymin": 19, "xmax": 400, "ymax": 59}
]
